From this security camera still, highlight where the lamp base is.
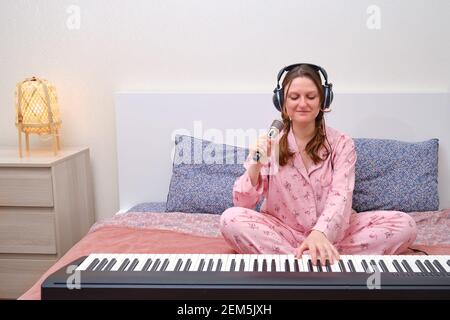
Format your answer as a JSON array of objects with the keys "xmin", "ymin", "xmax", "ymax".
[{"xmin": 18, "ymin": 129, "xmax": 61, "ymax": 157}]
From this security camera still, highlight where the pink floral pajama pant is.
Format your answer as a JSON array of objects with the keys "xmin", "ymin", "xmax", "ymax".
[{"xmin": 220, "ymin": 207, "xmax": 417, "ymax": 255}]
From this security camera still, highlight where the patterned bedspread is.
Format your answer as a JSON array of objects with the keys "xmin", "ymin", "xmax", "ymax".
[{"xmin": 94, "ymin": 208, "xmax": 450, "ymax": 246}]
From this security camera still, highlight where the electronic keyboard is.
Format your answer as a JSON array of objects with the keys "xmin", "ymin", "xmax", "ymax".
[{"xmin": 41, "ymin": 253, "xmax": 450, "ymax": 300}]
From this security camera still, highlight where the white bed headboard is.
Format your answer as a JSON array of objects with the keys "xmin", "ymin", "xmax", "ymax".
[{"xmin": 115, "ymin": 92, "xmax": 450, "ymax": 212}]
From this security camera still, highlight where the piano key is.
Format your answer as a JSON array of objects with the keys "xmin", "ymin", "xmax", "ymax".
[
  {"xmin": 392, "ymin": 259, "xmax": 404, "ymax": 273},
  {"xmin": 424, "ymin": 260, "xmax": 438, "ymax": 273},
  {"xmin": 94, "ymin": 258, "xmax": 109, "ymax": 271},
  {"xmin": 287, "ymin": 255, "xmax": 297, "ymax": 272},
  {"xmin": 243, "ymin": 255, "xmax": 252, "ymax": 272},
  {"xmin": 216, "ymin": 259, "xmax": 223, "ymax": 272},
  {"xmin": 87, "ymin": 258, "xmax": 100, "ymax": 271},
  {"xmin": 165, "ymin": 254, "xmax": 181, "ymax": 272},
  {"xmin": 252, "ymin": 258, "xmax": 258, "ymax": 271},
  {"xmin": 401, "ymin": 259, "xmax": 414, "ymax": 273},
  {"xmin": 415, "ymin": 259, "xmax": 429, "ymax": 273},
  {"xmin": 277, "ymin": 255, "xmax": 287, "ymax": 272},
  {"xmin": 183, "ymin": 258, "xmax": 192, "ymax": 271},
  {"xmin": 338, "ymin": 259, "xmax": 346, "ymax": 272},
  {"xmin": 174, "ymin": 258, "xmax": 183, "ymax": 272},
  {"xmin": 198, "ymin": 259, "xmax": 206, "ymax": 272},
  {"xmin": 206, "ymin": 258, "xmax": 214, "ymax": 271},
  {"xmin": 150, "ymin": 258, "xmax": 161, "ymax": 271},
  {"xmin": 350, "ymin": 256, "xmax": 364, "ymax": 272},
  {"xmin": 330, "ymin": 260, "xmax": 341, "ymax": 272},
  {"xmin": 118, "ymin": 258, "xmax": 130, "ymax": 271},
  {"xmin": 77, "ymin": 254, "xmax": 101, "ymax": 271},
  {"xmin": 432, "ymin": 259, "xmax": 447, "ymax": 274},
  {"xmin": 316, "ymin": 260, "xmax": 323, "ymax": 272},
  {"xmin": 271, "ymin": 258, "xmax": 277, "ymax": 272},
  {"xmin": 127, "ymin": 258, "xmax": 139, "ymax": 271},
  {"xmin": 160, "ymin": 258, "xmax": 170, "ymax": 271},
  {"xmin": 262, "ymin": 258, "xmax": 268, "ymax": 272},
  {"xmin": 369, "ymin": 259, "xmax": 380, "ymax": 273},
  {"xmin": 347, "ymin": 259, "xmax": 356, "ymax": 273},
  {"xmin": 361, "ymin": 259, "xmax": 370, "ymax": 273},
  {"xmin": 325, "ymin": 260, "xmax": 332, "ymax": 272},
  {"xmin": 189, "ymin": 254, "xmax": 201, "ymax": 272},
  {"xmin": 434, "ymin": 256, "xmax": 450, "ymax": 272},
  {"xmin": 239, "ymin": 259, "xmax": 245, "ymax": 272}
]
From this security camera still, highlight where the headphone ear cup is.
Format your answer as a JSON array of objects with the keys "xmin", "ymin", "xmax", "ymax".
[
  {"xmin": 272, "ymin": 88, "xmax": 283, "ymax": 112},
  {"xmin": 322, "ymin": 84, "xmax": 333, "ymax": 109}
]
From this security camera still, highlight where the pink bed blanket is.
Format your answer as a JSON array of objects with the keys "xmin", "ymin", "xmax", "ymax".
[{"xmin": 19, "ymin": 209, "xmax": 450, "ymax": 300}]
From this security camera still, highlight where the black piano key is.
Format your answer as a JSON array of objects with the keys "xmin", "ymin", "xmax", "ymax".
[
  {"xmin": 447, "ymin": 260, "xmax": 450, "ymax": 267},
  {"xmin": 361, "ymin": 259, "xmax": 369, "ymax": 273},
  {"xmin": 160, "ymin": 258, "xmax": 170, "ymax": 271},
  {"xmin": 207, "ymin": 259, "xmax": 214, "ymax": 271},
  {"xmin": 316, "ymin": 260, "xmax": 323, "ymax": 272},
  {"xmin": 338, "ymin": 259, "xmax": 346, "ymax": 272},
  {"xmin": 424, "ymin": 260, "xmax": 438, "ymax": 273},
  {"xmin": 433, "ymin": 260, "xmax": 447, "ymax": 274},
  {"xmin": 150, "ymin": 259, "xmax": 161, "ymax": 271},
  {"xmin": 370, "ymin": 260, "xmax": 380, "ymax": 273},
  {"xmin": 307, "ymin": 259, "xmax": 313, "ymax": 272},
  {"xmin": 262, "ymin": 259, "xmax": 267, "ymax": 272},
  {"xmin": 239, "ymin": 259, "xmax": 245, "ymax": 272},
  {"xmin": 392, "ymin": 259, "xmax": 404, "ymax": 273},
  {"xmin": 118, "ymin": 258, "xmax": 130, "ymax": 271},
  {"xmin": 198, "ymin": 259, "xmax": 205, "ymax": 271},
  {"xmin": 174, "ymin": 259, "xmax": 182, "ymax": 271},
  {"xmin": 271, "ymin": 259, "xmax": 277, "ymax": 272},
  {"xmin": 294, "ymin": 259, "xmax": 300, "ymax": 272},
  {"xmin": 379, "ymin": 260, "xmax": 389, "ymax": 273},
  {"xmin": 347, "ymin": 260, "xmax": 356, "ymax": 273},
  {"xmin": 127, "ymin": 258, "xmax": 139, "ymax": 271},
  {"xmin": 253, "ymin": 259, "xmax": 258, "ymax": 272},
  {"xmin": 183, "ymin": 259, "xmax": 192, "ymax": 271},
  {"xmin": 401, "ymin": 260, "xmax": 413, "ymax": 273},
  {"xmin": 87, "ymin": 258, "xmax": 100, "ymax": 271},
  {"xmin": 415, "ymin": 260, "xmax": 428, "ymax": 273},
  {"xmin": 104, "ymin": 258, "xmax": 117, "ymax": 271},
  {"xmin": 215, "ymin": 259, "xmax": 222, "ymax": 272},
  {"xmin": 325, "ymin": 259, "xmax": 332, "ymax": 272},
  {"xmin": 94, "ymin": 258, "xmax": 108, "ymax": 271},
  {"xmin": 142, "ymin": 258, "xmax": 152, "ymax": 271},
  {"xmin": 285, "ymin": 259, "xmax": 290, "ymax": 272},
  {"xmin": 230, "ymin": 259, "xmax": 236, "ymax": 272}
]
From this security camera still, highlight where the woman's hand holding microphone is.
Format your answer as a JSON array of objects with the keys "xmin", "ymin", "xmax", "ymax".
[{"xmin": 247, "ymin": 135, "xmax": 272, "ymax": 187}]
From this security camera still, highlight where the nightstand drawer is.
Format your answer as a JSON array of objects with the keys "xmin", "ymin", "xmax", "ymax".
[
  {"xmin": 0, "ymin": 208, "xmax": 56, "ymax": 254},
  {"xmin": 0, "ymin": 258, "xmax": 56, "ymax": 299},
  {"xmin": 0, "ymin": 167, "xmax": 53, "ymax": 207}
]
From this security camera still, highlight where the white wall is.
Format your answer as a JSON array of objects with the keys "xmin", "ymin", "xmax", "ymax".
[{"xmin": 0, "ymin": 0, "xmax": 449, "ymax": 220}]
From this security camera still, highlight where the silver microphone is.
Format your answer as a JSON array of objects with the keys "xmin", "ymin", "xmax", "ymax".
[{"xmin": 253, "ymin": 120, "xmax": 285, "ymax": 162}]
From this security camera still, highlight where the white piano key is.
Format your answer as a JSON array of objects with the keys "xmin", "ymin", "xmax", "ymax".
[
  {"xmin": 278, "ymin": 255, "xmax": 289, "ymax": 272},
  {"xmin": 188, "ymin": 254, "xmax": 201, "ymax": 272},
  {"xmin": 224, "ymin": 254, "xmax": 235, "ymax": 271},
  {"xmin": 330, "ymin": 260, "xmax": 341, "ymax": 272},
  {"xmin": 433, "ymin": 255, "xmax": 450, "ymax": 273}
]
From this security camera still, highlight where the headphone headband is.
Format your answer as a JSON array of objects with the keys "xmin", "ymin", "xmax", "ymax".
[{"xmin": 276, "ymin": 63, "xmax": 329, "ymax": 88}]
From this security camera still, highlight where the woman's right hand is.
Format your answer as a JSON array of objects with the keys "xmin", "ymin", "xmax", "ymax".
[{"xmin": 250, "ymin": 134, "xmax": 272, "ymax": 166}]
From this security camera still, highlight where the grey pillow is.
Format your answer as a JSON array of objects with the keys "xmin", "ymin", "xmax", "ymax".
[
  {"xmin": 166, "ymin": 135, "xmax": 439, "ymax": 214},
  {"xmin": 352, "ymin": 138, "xmax": 439, "ymax": 212}
]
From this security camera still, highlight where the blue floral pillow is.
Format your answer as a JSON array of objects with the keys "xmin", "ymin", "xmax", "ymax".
[
  {"xmin": 352, "ymin": 138, "xmax": 439, "ymax": 213},
  {"xmin": 166, "ymin": 135, "xmax": 252, "ymax": 214}
]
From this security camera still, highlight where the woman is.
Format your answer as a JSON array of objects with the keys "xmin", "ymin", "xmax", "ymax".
[{"xmin": 220, "ymin": 64, "xmax": 417, "ymax": 266}]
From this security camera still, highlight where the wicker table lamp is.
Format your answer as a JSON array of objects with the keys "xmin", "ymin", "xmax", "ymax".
[{"xmin": 15, "ymin": 77, "xmax": 62, "ymax": 157}]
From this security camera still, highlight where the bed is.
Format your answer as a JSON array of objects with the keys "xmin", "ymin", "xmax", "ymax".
[{"xmin": 19, "ymin": 92, "xmax": 450, "ymax": 300}]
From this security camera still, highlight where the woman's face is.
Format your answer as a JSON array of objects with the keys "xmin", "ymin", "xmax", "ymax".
[{"xmin": 284, "ymin": 76, "xmax": 321, "ymax": 126}]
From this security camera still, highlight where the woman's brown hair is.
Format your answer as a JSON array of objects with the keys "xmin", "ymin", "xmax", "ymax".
[{"xmin": 278, "ymin": 65, "xmax": 332, "ymax": 167}]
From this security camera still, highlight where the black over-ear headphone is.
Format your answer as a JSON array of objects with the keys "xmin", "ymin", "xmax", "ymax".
[{"xmin": 272, "ymin": 63, "xmax": 334, "ymax": 112}]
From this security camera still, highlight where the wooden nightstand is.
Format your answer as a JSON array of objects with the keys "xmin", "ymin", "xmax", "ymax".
[{"xmin": 0, "ymin": 147, "xmax": 95, "ymax": 299}]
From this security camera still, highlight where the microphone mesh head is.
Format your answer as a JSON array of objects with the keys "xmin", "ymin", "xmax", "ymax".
[{"xmin": 271, "ymin": 119, "xmax": 285, "ymax": 131}]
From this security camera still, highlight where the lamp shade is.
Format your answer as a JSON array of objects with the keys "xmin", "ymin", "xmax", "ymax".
[{"xmin": 15, "ymin": 76, "xmax": 62, "ymax": 156}]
